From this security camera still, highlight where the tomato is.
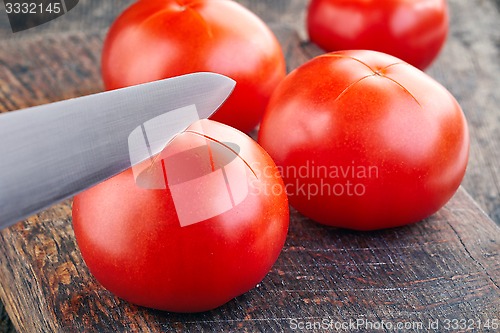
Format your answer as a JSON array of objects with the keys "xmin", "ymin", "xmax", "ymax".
[
  {"xmin": 72, "ymin": 119, "xmax": 289, "ymax": 312},
  {"xmin": 258, "ymin": 50, "xmax": 469, "ymax": 230},
  {"xmin": 307, "ymin": 0, "xmax": 449, "ymax": 70},
  {"xmin": 101, "ymin": 0, "xmax": 286, "ymax": 133}
]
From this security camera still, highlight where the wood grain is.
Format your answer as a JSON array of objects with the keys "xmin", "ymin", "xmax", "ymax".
[
  {"xmin": 0, "ymin": 0, "xmax": 499, "ymax": 332},
  {"xmin": 426, "ymin": 0, "xmax": 500, "ymax": 225},
  {"xmin": 0, "ymin": 32, "xmax": 105, "ymax": 112}
]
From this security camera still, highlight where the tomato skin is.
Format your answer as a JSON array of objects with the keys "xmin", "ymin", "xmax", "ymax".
[
  {"xmin": 307, "ymin": 0, "xmax": 449, "ymax": 70},
  {"xmin": 101, "ymin": 0, "xmax": 286, "ymax": 133},
  {"xmin": 72, "ymin": 120, "xmax": 289, "ymax": 312},
  {"xmin": 258, "ymin": 50, "xmax": 469, "ymax": 231}
]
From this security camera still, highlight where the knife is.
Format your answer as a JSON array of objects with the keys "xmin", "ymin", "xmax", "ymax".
[{"xmin": 0, "ymin": 72, "xmax": 236, "ymax": 229}]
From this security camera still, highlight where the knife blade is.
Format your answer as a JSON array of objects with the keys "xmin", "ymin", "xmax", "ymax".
[{"xmin": 0, "ymin": 72, "xmax": 236, "ymax": 229}]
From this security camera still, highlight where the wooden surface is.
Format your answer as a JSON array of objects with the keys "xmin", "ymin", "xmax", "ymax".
[{"xmin": 0, "ymin": 0, "xmax": 499, "ymax": 332}]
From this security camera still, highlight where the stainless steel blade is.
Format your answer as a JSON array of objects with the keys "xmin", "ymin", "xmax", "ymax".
[{"xmin": 0, "ymin": 72, "xmax": 236, "ymax": 229}]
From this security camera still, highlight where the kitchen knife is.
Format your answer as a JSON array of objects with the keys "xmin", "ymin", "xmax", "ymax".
[{"xmin": 0, "ymin": 72, "xmax": 236, "ymax": 229}]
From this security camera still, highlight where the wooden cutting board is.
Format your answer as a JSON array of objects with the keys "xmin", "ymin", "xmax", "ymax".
[{"xmin": 0, "ymin": 28, "xmax": 499, "ymax": 333}]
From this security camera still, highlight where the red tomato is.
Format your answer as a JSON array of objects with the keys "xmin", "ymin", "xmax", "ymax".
[
  {"xmin": 258, "ymin": 50, "xmax": 469, "ymax": 230},
  {"xmin": 101, "ymin": 0, "xmax": 286, "ymax": 133},
  {"xmin": 307, "ymin": 0, "xmax": 449, "ymax": 70},
  {"xmin": 72, "ymin": 119, "xmax": 289, "ymax": 312}
]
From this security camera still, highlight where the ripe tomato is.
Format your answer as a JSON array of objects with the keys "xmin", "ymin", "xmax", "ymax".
[
  {"xmin": 307, "ymin": 0, "xmax": 449, "ymax": 70},
  {"xmin": 72, "ymin": 119, "xmax": 289, "ymax": 312},
  {"xmin": 101, "ymin": 0, "xmax": 286, "ymax": 133},
  {"xmin": 258, "ymin": 50, "xmax": 469, "ymax": 230}
]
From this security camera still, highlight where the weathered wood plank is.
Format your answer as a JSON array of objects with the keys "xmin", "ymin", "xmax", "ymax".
[
  {"xmin": 0, "ymin": 32, "xmax": 104, "ymax": 112},
  {"xmin": 426, "ymin": 0, "xmax": 500, "ymax": 225}
]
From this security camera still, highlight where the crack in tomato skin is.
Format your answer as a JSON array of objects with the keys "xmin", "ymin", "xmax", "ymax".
[
  {"xmin": 378, "ymin": 62, "xmax": 405, "ymax": 73},
  {"xmin": 323, "ymin": 53, "xmax": 376, "ymax": 73},
  {"xmin": 382, "ymin": 75, "xmax": 422, "ymax": 108},
  {"xmin": 327, "ymin": 55, "xmax": 422, "ymax": 108},
  {"xmin": 374, "ymin": 62, "xmax": 422, "ymax": 108},
  {"xmin": 142, "ymin": 124, "xmax": 259, "ymax": 181},
  {"xmin": 143, "ymin": 129, "xmax": 259, "ymax": 184},
  {"xmin": 334, "ymin": 74, "xmax": 373, "ymax": 103},
  {"xmin": 183, "ymin": 130, "xmax": 259, "ymax": 179}
]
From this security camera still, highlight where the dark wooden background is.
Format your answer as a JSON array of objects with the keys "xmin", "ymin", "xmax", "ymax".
[{"xmin": 0, "ymin": 0, "xmax": 499, "ymax": 332}]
